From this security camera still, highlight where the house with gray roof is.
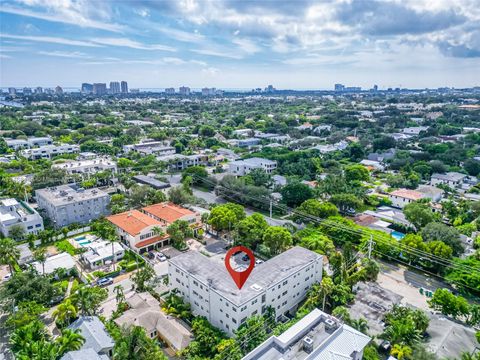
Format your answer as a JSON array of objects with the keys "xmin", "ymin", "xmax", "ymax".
[
  {"xmin": 431, "ymin": 172, "xmax": 467, "ymax": 188},
  {"xmin": 64, "ymin": 316, "xmax": 114, "ymax": 359}
]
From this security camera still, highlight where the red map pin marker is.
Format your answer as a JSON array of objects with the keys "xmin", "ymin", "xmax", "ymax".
[{"xmin": 225, "ymin": 246, "xmax": 255, "ymax": 290}]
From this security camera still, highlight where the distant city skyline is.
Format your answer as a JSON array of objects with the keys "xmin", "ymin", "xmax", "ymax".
[{"xmin": 1, "ymin": 0, "xmax": 479, "ymax": 88}]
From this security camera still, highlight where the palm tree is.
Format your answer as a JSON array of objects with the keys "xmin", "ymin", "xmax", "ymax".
[
  {"xmin": 56, "ymin": 328, "xmax": 85, "ymax": 355},
  {"xmin": 391, "ymin": 344, "xmax": 413, "ymax": 360},
  {"xmin": 0, "ymin": 237, "xmax": 20, "ymax": 274},
  {"xmin": 113, "ymin": 325, "xmax": 149, "ymax": 360},
  {"xmin": 94, "ymin": 220, "xmax": 119, "ymax": 271},
  {"xmin": 350, "ymin": 318, "xmax": 369, "ymax": 334},
  {"xmin": 320, "ymin": 277, "xmax": 334, "ymax": 311},
  {"xmin": 52, "ymin": 299, "xmax": 78, "ymax": 328},
  {"xmin": 114, "ymin": 285, "xmax": 125, "ymax": 305},
  {"xmin": 10, "ymin": 319, "xmax": 49, "ymax": 354},
  {"xmin": 33, "ymin": 247, "xmax": 48, "ymax": 275}
]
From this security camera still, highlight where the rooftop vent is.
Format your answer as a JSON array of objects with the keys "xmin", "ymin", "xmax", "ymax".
[
  {"xmin": 303, "ymin": 336, "xmax": 314, "ymax": 354},
  {"xmin": 250, "ymin": 284, "xmax": 262, "ymax": 291},
  {"xmin": 325, "ymin": 318, "xmax": 338, "ymax": 331}
]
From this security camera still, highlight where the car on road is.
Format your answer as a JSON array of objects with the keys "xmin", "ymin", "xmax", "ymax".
[
  {"xmin": 3, "ymin": 273, "xmax": 12, "ymax": 281},
  {"xmin": 255, "ymin": 259, "xmax": 264, "ymax": 265},
  {"xmin": 156, "ymin": 252, "xmax": 167, "ymax": 262},
  {"xmin": 97, "ymin": 277, "xmax": 114, "ymax": 287}
]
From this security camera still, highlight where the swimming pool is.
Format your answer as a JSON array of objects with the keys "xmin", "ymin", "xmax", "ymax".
[
  {"xmin": 73, "ymin": 234, "xmax": 95, "ymax": 247},
  {"xmin": 391, "ymin": 231, "xmax": 405, "ymax": 240}
]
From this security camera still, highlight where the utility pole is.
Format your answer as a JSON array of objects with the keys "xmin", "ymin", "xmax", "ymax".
[
  {"xmin": 269, "ymin": 198, "xmax": 273, "ymax": 218},
  {"xmin": 367, "ymin": 235, "xmax": 375, "ymax": 259}
]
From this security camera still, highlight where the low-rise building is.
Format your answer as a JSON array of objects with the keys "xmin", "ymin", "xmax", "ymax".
[
  {"xmin": 168, "ymin": 246, "xmax": 323, "ymax": 336},
  {"xmin": 242, "ymin": 308, "xmax": 371, "ymax": 360},
  {"xmin": 63, "ymin": 316, "xmax": 114, "ymax": 360},
  {"xmin": 229, "ymin": 157, "xmax": 277, "ymax": 176},
  {"xmin": 107, "ymin": 202, "xmax": 200, "ymax": 253},
  {"xmin": 81, "ymin": 240, "xmax": 125, "ymax": 269},
  {"xmin": 158, "ymin": 154, "xmax": 209, "ymax": 171},
  {"xmin": 388, "ymin": 189, "xmax": 425, "ymax": 208},
  {"xmin": 21, "ymin": 144, "xmax": 80, "ymax": 160},
  {"xmin": 132, "ymin": 175, "xmax": 170, "ymax": 190},
  {"xmin": 5, "ymin": 136, "xmax": 53, "ymax": 150},
  {"xmin": 32, "ymin": 252, "xmax": 76, "ymax": 275},
  {"xmin": 107, "ymin": 210, "xmax": 167, "ymax": 253},
  {"xmin": 53, "ymin": 158, "xmax": 117, "ymax": 175},
  {"xmin": 35, "ymin": 184, "xmax": 110, "ymax": 227},
  {"xmin": 0, "ymin": 198, "xmax": 44, "ymax": 237},
  {"xmin": 431, "ymin": 172, "xmax": 467, "ymax": 188},
  {"xmin": 115, "ymin": 292, "xmax": 193, "ymax": 352},
  {"xmin": 123, "ymin": 141, "xmax": 175, "ymax": 156},
  {"xmin": 238, "ymin": 138, "xmax": 261, "ymax": 148}
]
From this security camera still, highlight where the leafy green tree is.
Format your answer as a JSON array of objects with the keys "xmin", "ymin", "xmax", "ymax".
[
  {"xmin": 363, "ymin": 345, "xmax": 381, "ymax": 360},
  {"xmin": 446, "ymin": 256, "xmax": 480, "ymax": 295},
  {"xmin": 421, "ymin": 222, "xmax": 463, "ymax": 256},
  {"xmin": 235, "ymin": 213, "xmax": 268, "ymax": 249},
  {"xmin": 168, "ymin": 185, "xmax": 195, "ymax": 205},
  {"xmin": 0, "ymin": 137, "xmax": 9, "ymax": 154},
  {"xmin": 297, "ymin": 228, "xmax": 335, "ymax": 256},
  {"xmin": 244, "ymin": 168, "xmax": 273, "ymax": 188},
  {"xmin": 345, "ymin": 164, "xmax": 370, "ymax": 182},
  {"xmin": 113, "ymin": 325, "xmax": 167, "ymax": 360},
  {"xmin": 280, "ymin": 182, "xmax": 314, "ymax": 207},
  {"xmin": 213, "ymin": 338, "xmax": 242, "ymax": 360},
  {"xmin": 71, "ymin": 286, "xmax": 108, "ymax": 316},
  {"xmin": 1, "ymin": 269, "xmax": 57, "ymax": 306},
  {"xmin": 262, "ymin": 226, "xmax": 292, "ymax": 255},
  {"xmin": 182, "ymin": 166, "xmax": 209, "ymax": 185},
  {"xmin": 235, "ymin": 315, "xmax": 268, "ymax": 353},
  {"xmin": 6, "ymin": 301, "xmax": 46, "ymax": 329},
  {"xmin": 464, "ymin": 159, "xmax": 480, "ymax": 176},
  {"xmin": 0, "ymin": 237, "xmax": 20, "ymax": 274},
  {"xmin": 132, "ymin": 266, "xmax": 155, "ymax": 292},
  {"xmin": 391, "ymin": 344, "xmax": 413, "ymax": 360},
  {"xmin": 162, "ymin": 291, "xmax": 193, "ymax": 320},
  {"xmin": 8, "ymin": 224, "xmax": 25, "ymax": 241},
  {"xmin": 167, "ymin": 220, "xmax": 193, "ymax": 250},
  {"xmin": 428, "ymin": 288, "xmax": 470, "ymax": 319},
  {"xmin": 330, "ymin": 193, "xmax": 363, "ymax": 213},
  {"xmin": 208, "ymin": 203, "xmax": 246, "ymax": 232},
  {"xmin": 181, "ymin": 317, "xmax": 226, "ymax": 359},
  {"xmin": 52, "ymin": 298, "xmax": 78, "ymax": 328},
  {"xmin": 404, "ymin": 201, "xmax": 439, "ymax": 230},
  {"xmin": 382, "ymin": 305, "xmax": 429, "ymax": 346},
  {"xmin": 294, "ymin": 199, "xmax": 338, "ymax": 222}
]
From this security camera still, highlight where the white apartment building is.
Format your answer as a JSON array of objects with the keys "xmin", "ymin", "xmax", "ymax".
[
  {"xmin": 0, "ymin": 198, "xmax": 44, "ymax": 237},
  {"xmin": 229, "ymin": 157, "xmax": 277, "ymax": 176},
  {"xmin": 21, "ymin": 144, "xmax": 80, "ymax": 160},
  {"xmin": 123, "ymin": 141, "xmax": 175, "ymax": 156},
  {"xmin": 5, "ymin": 136, "xmax": 53, "ymax": 150},
  {"xmin": 168, "ymin": 246, "xmax": 323, "ymax": 336},
  {"xmin": 35, "ymin": 184, "xmax": 110, "ymax": 227},
  {"xmin": 52, "ymin": 158, "xmax": 117, "ymax": 175}
]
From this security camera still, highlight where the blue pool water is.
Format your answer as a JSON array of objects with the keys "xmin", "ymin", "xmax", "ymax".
[
  {"xmin": 74, "ymin": 235, "xmax": 91, "ymax": 247},
  {"xmin": 391, "ymin": 231, "xmax": 405, "ymax": 240}
]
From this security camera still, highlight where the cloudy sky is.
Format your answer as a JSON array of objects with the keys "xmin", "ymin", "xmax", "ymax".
[{"xmin": 1, "ymin": 0, "xmax": 479, "ymax": 89}]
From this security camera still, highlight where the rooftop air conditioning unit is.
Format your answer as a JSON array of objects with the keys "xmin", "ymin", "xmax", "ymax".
[{"xmin": 303, "ymin": 336, "xmax": 314, "ymax": 354}]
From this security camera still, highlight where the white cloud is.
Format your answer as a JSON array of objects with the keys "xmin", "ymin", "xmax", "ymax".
[
  {"xmin": 38, "ymin": 50, "xmax": 90, "ymax": 58},
  {"xmin": 90, "ymin": 37, "xmax": 176, "ymax": 52},
  {"xmin": 134, "ymin": 8, "xmax": 150, "ymax": 18},
  {"xmin": 156, "ymin": 27, "xmax": 205, "ymax": 43},
  {"xmin": 1, "ymin": 33, "xmax": 101, "ymax": 47},
  {"xmin": 232, "ymin": 38, "xmax": 261, "ymax": 54},
  {"xmin": 190, "ymin": 48, "xmax": 243, "ymax": 59},
  {"xmin": 0, "ymin": 3, "xmax": 124, "ymax": 32}
]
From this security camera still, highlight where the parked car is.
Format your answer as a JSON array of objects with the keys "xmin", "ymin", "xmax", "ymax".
[
  {"xmin": 97, "ymin": 277, "xmax": 114, "ymax": 287},
  {"xmin": 255, "ymin": 259, "xmax": 264, "ymax": 265},
  {"xmin": 156, "ymin": 252, "xmax": 167, "ymax": 262},
  {"xmin": 147, "ymin": 252, "xmax": 155, "ymax": 259},
  {"xmin": 3, "ymin": 273, "xmax": 12, "ymax": 281}
]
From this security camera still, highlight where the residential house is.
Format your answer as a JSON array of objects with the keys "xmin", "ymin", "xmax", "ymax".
[
  {"xmin": 388, "ymin": 189, "xmax": 425, "ymax": 208},
  {"xmin": 80, "ymin": 240, "xmax": 125, "ymax": 270},
  {"xmin": 115, "ymin": 292, "xmax": 193, "ymax": 352},
  {"xmin": 62, "ymin": 316, "xmax": 114, "ymax": 360},
  {"xmin": 431, "ymin": 172, "xmax": 467, "ymax": 188}
]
